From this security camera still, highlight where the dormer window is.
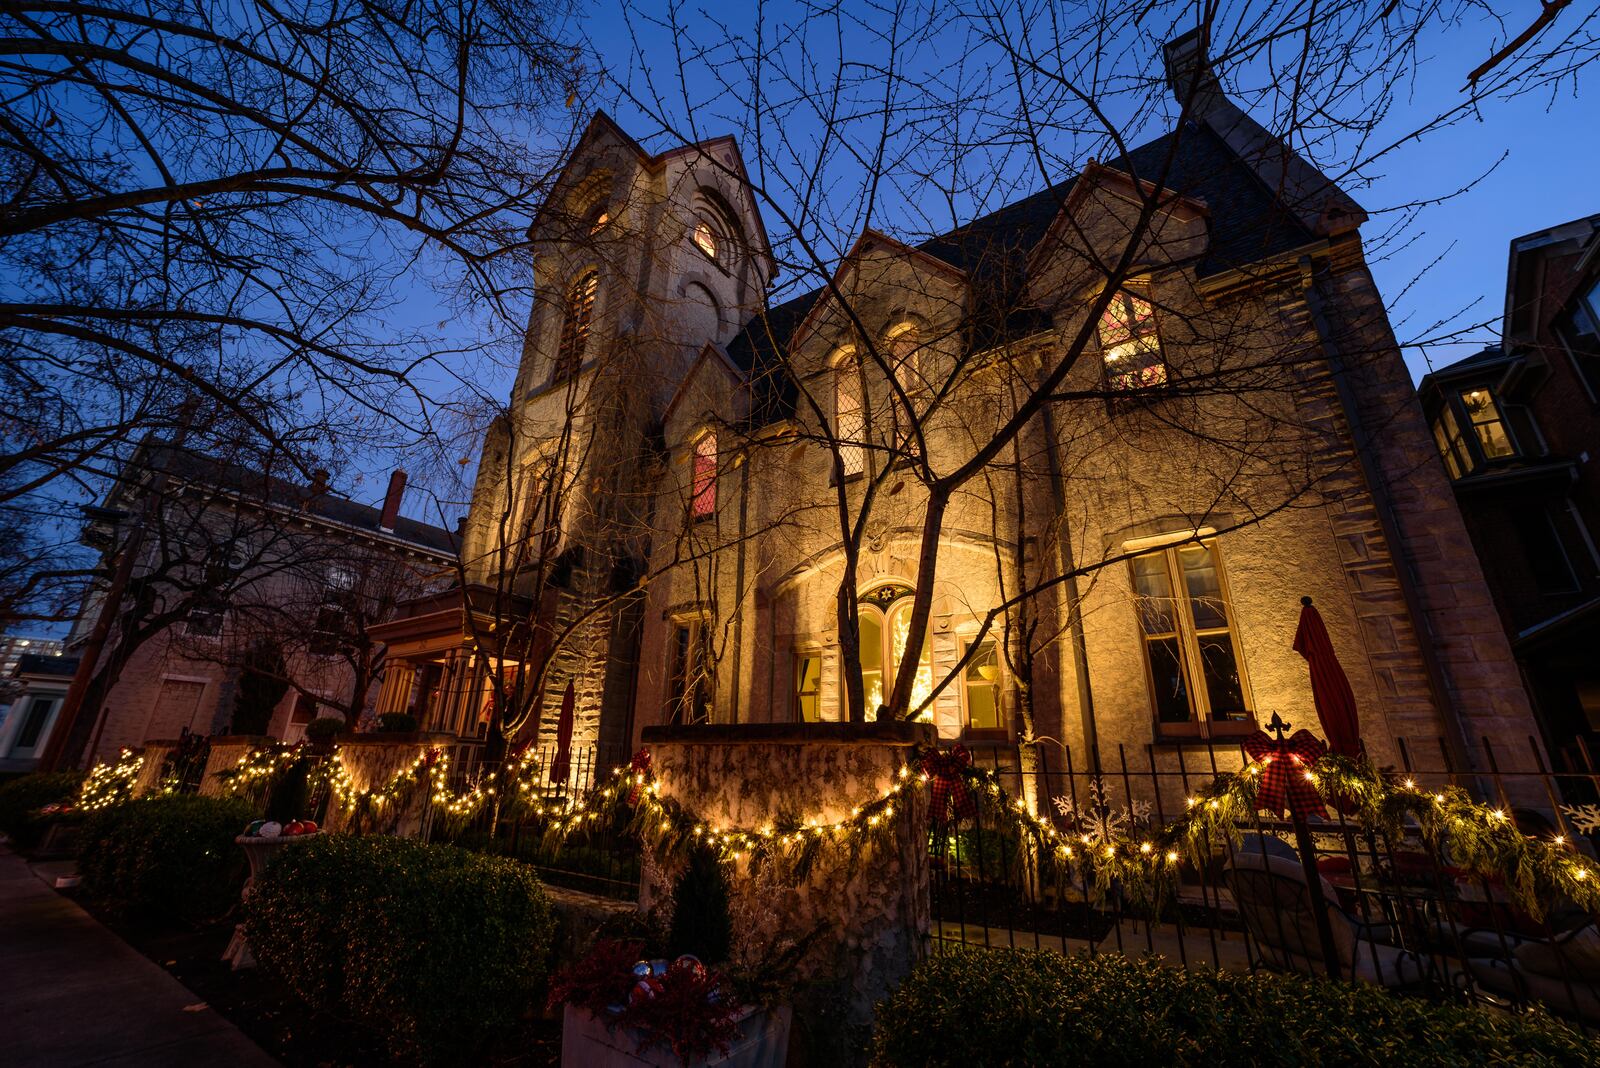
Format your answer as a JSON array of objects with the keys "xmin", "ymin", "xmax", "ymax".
[
  {"xmin": 554, "ymin": 271, "xmax": 598, "ymax": 379},
  {"xmin": 1099, "ymin": 289, "xmax": 1168, "ymax": 390},
  {"xmin": 692, "ymin": 219, "xmax": 719, "ymax": 261}
]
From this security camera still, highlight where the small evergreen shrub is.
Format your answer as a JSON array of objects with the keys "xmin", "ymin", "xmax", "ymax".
[
  {"xmin": 246, "ymin": 833, "xmax": 557, "ymax": 1065},
  {"xmin": 872, "ymin": 948, "xmax": 1598, "ymax": 1067},
  {"xmin": 376, "ymin": 711, "xmax": 418, "ymax": 733},
  {"xmin": 668, "ymin": 845, "xmax": 731, "ymax": 963},
  {"xmin": 0, "ymin": 771, "xmax": 83, "ymax": 849},
  {"xmin": 303, "ymin": 715, "xmax": 346, "ymax": 742},
  {"xmin": 78, "ymin": 794, "xmax": 252, "ymax": 922}
]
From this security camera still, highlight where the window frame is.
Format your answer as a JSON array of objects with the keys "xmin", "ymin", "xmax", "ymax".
[
  {"xmin": 832, "ymin": 346, "xmax": 866, "ymax": 481},
  {"xmin": 184, "ymin": 601, "xmax": 226, "ymax": 639},
  {"xmin": 1098, "ymin": 287, "xmax": 1170, "ymax": 392},
  {"xmin": 1455, "ymin": 386, "xmax": 1518, "ymax": 464},
  {"xmin": 959, "ymin": 636, "xmax": 1006, "ymax": 738},
  {"xmin": 690, "ymin": 429, "xmax": 717, "ymax": 521},
  {"xmin": 665, "ymin": 612, "xmax": 713, "ymax": 726},
  {"xmin": 553, "ymin": 270, "xmax": 599, "ymax": 381},
  {"xmin": 1127, "ymin": 539, "xmax": 1254, "ymax": 740},
  {"xmin": 792, "ymin": 647, "xmax": 823, "ymax": 723}
]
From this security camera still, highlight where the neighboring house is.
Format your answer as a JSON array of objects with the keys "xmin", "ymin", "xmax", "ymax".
[
  {"xmin": 54, "ymin": 447, "xmax": 457, "ymax": 766},
  {"xmin": 0, "ymin": 654, "xmax": 79, "ymax": 771},
  {"xmin": 0, "ymin": 635, "xmax": 64, "ymax": 680},
  {"xmin": 375, "ymin": 32, "xmax": 1542, "ymax": 783},
  {"xmin": 1418, "ymin": 214, "xmax": 1600, "ymax": 768}
]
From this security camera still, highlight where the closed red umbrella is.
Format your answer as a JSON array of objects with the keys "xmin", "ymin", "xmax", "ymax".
[
  {"xmin": 1293, "ymin": 596, "xmax": 1360, "ymax": 758},
  {"xmin": 550, "ymin": 680, "xmax": 575, "ymax": 785}
]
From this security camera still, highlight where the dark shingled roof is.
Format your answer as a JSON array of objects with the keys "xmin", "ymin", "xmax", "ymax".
[
  {"xmin": 141, "ymin": 447, "xmax": 457, "ymax": 557},
  {"xmin": 725, "ymin": 121, "xmax": 1316, "ymax": 421}
]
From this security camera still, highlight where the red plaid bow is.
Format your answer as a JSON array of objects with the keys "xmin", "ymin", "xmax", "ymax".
[
  {"xmin": 626, "ymin": 748, "xmax": 652, "ymax": 805},
  {"xmin": 921, "ymin": 745, "xmax": 977, "ymax": 826},
  {"xmin": 1242, "ymin": 729, "xmax": 1328, "ymax": 822},
  {"xmin": 421, "ymin": 747, "xmax": 443, "ymax": 769}
]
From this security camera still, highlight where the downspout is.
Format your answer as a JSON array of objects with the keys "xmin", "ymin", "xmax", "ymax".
[
  {"xmin": 1039, "ymin": 403, "xmax": 1102, "ymax": 773},
  {"xmin": 1301, "ymin": 258, "xmax": 1476, "ymax": 774}
]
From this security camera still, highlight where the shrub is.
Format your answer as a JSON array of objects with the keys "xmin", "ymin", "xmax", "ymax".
[
  {"xmin": 376, "ymin": 711, "xmax": 418, "ymax": 733},
  {"xmin": 78, "ymin": 794, "xmax": 252, "ymax": 922},
  {"xmin": 0, "ymin": 771, "xmax": 84, "ymax": 849},
  {"xmin": 247, "ymin": 833, "xmax": 557, "ymax": 1065},
  {"xmin": 668, "ymin": 845, "xmax": 731, "ymax": 964},
  {"xmin": 871, "ymin": 948, "xmax": 1598, "ymax": 1068},
  {"xmin": 303, "ymin": 715, "xmax": 346, "ymax": 742}
]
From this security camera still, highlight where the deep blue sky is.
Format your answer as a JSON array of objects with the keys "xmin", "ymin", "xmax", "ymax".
[{"xmin": 583, "ymin": 1, "xmax": 1600, "ymax": 382}]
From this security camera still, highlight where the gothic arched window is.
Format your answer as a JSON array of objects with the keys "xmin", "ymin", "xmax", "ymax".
[
  {"xmin": 833, "ymin": 346, "xmax": 865, "ymax": 478},
  {"xmin": 554, "ymin": 271, "xmax": 599, "ymax": 379}
]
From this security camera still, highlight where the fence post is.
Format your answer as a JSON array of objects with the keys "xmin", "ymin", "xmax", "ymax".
[{"xmin": 1289, "ymin": 812, "xmax": 1341, "ymax": 980}]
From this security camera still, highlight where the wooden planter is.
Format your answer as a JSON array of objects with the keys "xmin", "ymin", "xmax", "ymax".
[{"xmin": 560, "ymin": 1003, "xmax": 790, "ymax": 1068}]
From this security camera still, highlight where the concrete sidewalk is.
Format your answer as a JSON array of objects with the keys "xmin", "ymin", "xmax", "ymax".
[{"xmin": 0, "ymin": 846, "xmax": 278, "ymax": 1067}]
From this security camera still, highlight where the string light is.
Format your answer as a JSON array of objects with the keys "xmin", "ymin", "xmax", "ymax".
[{"xmin": 78, "ymin": 750, "xmax": 144, "ymax": 811}]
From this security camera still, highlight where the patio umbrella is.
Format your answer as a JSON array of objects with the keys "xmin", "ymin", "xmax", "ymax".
[
  {"xmin": 550, "ymin": 680, "xmax": 575, "ymax": 785},
  {"xmin": 1293, "ymin": 596, "xmax": 1361, "ymax": 758}
]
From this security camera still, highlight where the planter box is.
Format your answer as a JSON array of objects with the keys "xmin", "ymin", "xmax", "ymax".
[{"xmin": 561, "ymin": 1003, "xmax": 790, "ymax": 1068}]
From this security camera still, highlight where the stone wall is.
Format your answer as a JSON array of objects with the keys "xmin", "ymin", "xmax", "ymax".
[
  {"xmin": 197, "ymin": 735, "xmax": 276, "ymax": 797},
  {"xmin": 640, "ymin": 722, "xmax": 932, "ymax": 1059},
  {"xmin": 322, "ymin": 732, "xmax": 457, "ymax": 836},
  {"xmin": 130, "ymin": 740, "xmax": 177, "ymax": 797}
]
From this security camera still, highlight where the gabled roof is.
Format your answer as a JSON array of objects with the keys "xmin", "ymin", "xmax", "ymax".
[
  {"xmin": 135, "ymin": 446, "xmax": 457, "ymax": 557},
  {"xmin": 721, "ymin": 121, "xmax": 1317, "ymax": 421}
]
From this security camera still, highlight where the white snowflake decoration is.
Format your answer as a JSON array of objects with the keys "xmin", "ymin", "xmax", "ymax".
[
  {"xmin": 1561, "ymin": 803, "xmax": 1600, "ymax": 835},
  {"xmin": 1052, "ymin": 777, "xmax": 1151, "ymax": 842}
]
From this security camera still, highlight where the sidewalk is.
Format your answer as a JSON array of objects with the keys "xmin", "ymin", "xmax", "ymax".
[{"xmin": 0, "ymin": 846, "xmax": 278, "ymax": 1067}]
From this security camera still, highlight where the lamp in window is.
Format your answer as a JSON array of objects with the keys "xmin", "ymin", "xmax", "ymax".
[{"xmin": 1099, "ymin": 289, "xmax": 1168, "ymax": 390}]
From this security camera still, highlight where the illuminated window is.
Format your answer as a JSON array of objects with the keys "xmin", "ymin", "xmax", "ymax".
[
  {"xmin": 834, "ymin": 348, "xmax": 866, "ymax": 478},
  {"xmin": 1458, "ymin": 387, "xmax": 1516, "ymax": 460},
  {"xmin": 691, "ymin": 431, "xmax": 717, "ymax": 519},
  {"xmin": 667, "ymin": 615, "xmax": 712, "ymax": 725},
  {"xmin": 588, "ymin": 207, "xmax": 611, "ymax": 234},
  {"xmin": 793, "ymin": 652, "xmax": 822, "ymax": 722},
  {"xmin": 1431, "ymin": 406, "xmax": 1472, "ymax": 479},
  {"xmin": 852, "ymin": 585, "xmax": 932, "ymax": 721},
  {"xmin": 692, "ymin": 219, "xmax": 719, "ymax": 260},
  {"xmin": 554, "ymin": 271, "xmax": 598, "ymax": 379},
  {"xmin": 885, "ymin": 322, "xmax": 922, "ymax": 462},
  {"xmin": 1099, "ymin": 289, "xmax": 1168, "ymax": 390},
  {"xmin": 1129, "ymin": 541, "xmax": 1250, "ymax": 733},
  {"xmin": 961, "ymin": 639, "xmax": 1002, "ymax": 733}
]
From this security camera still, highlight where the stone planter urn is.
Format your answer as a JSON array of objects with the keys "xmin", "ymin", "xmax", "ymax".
[
  {"xmin": 560, "ymin": 1003, "xmax": 791, "ymax": 1068},
  {"xmin": 223, "ymin": 831, "xmax": 320, "ymax": 969}
]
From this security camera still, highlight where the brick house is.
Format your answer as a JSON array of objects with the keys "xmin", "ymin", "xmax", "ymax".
[
  {"xmin": 1418, "ymin": 214, "xmax": 1600, "ymax": 766},
  {"xmin": 375, "ymin": 32, "xmax": 1543, "ymax": 790},
  {"xmin": 54, "ymin": 447, "xmax": 456, "ymax": 767}
]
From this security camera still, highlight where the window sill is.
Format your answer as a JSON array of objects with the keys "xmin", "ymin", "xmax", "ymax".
[{"xmin": 1152, "ymin": 718, "xmax": 1257, "ymax": 747}]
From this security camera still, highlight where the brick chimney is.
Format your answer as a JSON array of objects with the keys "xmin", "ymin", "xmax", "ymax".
[{"xmin": 379, "ymin": 470, "xmax": 407, "ymax": 532}]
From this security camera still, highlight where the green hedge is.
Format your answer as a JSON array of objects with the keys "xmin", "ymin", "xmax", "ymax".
[
  {"xmin": 0, "ymin": 771, "xmax": 83, "ymax": 849},
  {"xmin": 872, "ymin": 948, "xmax": 1597, "ymax": 1067},
  {"xmin": 78, "ymin": 794, "xmax": 252, "ymax": 921},
  {"xmin": 246, "ymin": 833, "xmax": 557, "ymax": 1065}
]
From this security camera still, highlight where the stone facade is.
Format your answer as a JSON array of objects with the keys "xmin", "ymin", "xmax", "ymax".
[{"xmin": 415, "ymin": 37, "xmax": 1547, "ymax": 820}]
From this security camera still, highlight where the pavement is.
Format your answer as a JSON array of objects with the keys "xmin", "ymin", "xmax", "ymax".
[{"xmin": 0, "ymin": 845, "xmax": 278, "ymax": 1067}]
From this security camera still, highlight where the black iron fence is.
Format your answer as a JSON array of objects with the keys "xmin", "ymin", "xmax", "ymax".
[
  {"xmin": 931, "ymin": 733, "xmax": 1600, "ymax": 1028},
  {"xmin": 422, "ymin": 741, "xmax": 641, "ymax": 900}
]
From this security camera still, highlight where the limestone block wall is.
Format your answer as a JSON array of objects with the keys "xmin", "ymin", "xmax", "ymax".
[
  {"xmin": 640, "ymin": 722, "xmax": 932, "ymax": 1050},
  {"xmin": 198, "ymin": 735, "xmax": 276, "ymax": 797}
]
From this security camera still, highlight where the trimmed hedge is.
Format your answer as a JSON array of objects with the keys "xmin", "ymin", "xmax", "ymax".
[
  {"xmin": 872, "ymin": 948, "xmax": 1597, "ymax": 1067},
  {"xmin": 0, "ymin": 771, "xmax": 83, "ymax": 849},
  {"xmin": 246, "ymin": 833, "xmax": 557, "ymax": 1065},
  {"xmin": 78, "ymin": 794, "xmax": 252, "ymax": 921}
]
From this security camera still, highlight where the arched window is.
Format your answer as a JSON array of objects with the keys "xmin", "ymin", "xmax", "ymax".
[
  {"xmin": 554, "ymin": 271, "xmax": 598, "ymax": 379},
  {"xmin": 833, "ymin": 347, "xmax": 865, "ymax": 478},
  {"xmin": 884, "ymin": 321, "xmax": 923, "ymax": 461},
  {"xmin": 587, "ymin": 205, "xmax": 611, "ymax": 234},
  {"xmin": 691, "ymin": 430, "xmax": 717, "ymax": 519},
  {"xmin": 692, "ymin": 218, "xmax": 719, "ymax": 260},
  {"xmin": 855, "ymin": 584, "xmax": 933, "ymax": 721}
]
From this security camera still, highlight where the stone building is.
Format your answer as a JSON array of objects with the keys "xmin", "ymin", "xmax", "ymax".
[
  {"xmin": 378, "ymin": 32, "xmax": 1544, "ymax": 792},
  {"xmin": 54, "ymin": 447, "xmax": 455, "ymax": 766},
  {"xmin": 1418, "ymin": 214, "xmax": 1600, "ymax": 767}
]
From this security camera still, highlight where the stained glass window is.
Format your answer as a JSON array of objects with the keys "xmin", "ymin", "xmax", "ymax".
[{"xmin": 691, "ymin": 431, "xmax": 717, "ymax": 519}]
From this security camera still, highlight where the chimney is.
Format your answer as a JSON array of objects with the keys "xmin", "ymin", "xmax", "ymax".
[
  {"xmin": 1162, "ymin": 28, "xmax": 1222, "ymax": 114},
  {"xmin": 379, "ymin": 470, "xmax": 407, "ymax": 532},
  {"xmin": 304, "ymin": 468, "xmax": 330, "ymax": 511}
]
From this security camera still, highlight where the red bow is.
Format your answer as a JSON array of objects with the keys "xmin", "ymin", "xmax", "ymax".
[
  {"xmin": 626, "ymin": 748, "xmax": 652, "ymax": 805},
  {"xmin": 921, "ymin": 745, "xmax": 977, "ymax": 826},
  {"xmin": 1242, "ymin": 729, "xmax": 1328, "ymax": 821}
]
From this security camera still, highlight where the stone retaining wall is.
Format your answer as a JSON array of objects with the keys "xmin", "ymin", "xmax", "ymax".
[
  {"xmin": 322, "ymin": 732, "xmax": 457, "ymax": 836},
  {"xmin": 639, "ymin": 722, "xmax": 933, "ymax": 1059}
]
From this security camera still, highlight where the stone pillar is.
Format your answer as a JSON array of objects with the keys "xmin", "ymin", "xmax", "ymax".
[
  {"xmin": 131, "ymin": 740, "xmax": 176, "ymax": 797},
  {"xmin": 323, "ymin": 732, "xmax": 457, "ymax": 837},
  {"xmin": 639, "ymin": 722, "xmax": 933, "ymax": 1059},
  {"xmin": 198, "ymin": 735, "xmax": 277, "ymax": 797}
]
